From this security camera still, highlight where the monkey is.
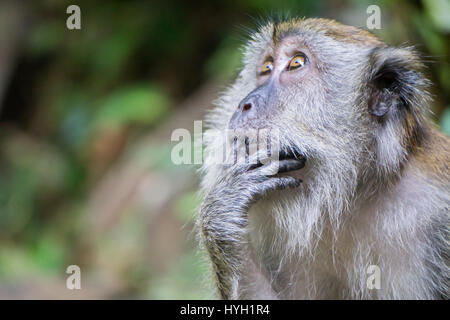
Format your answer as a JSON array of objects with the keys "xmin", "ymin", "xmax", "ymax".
[{"xmin": 197, "ymin": 17, "xmax": 449, "ymax": 300}]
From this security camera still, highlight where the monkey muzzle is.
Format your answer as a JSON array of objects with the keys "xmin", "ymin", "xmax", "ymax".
[
  {"xmin": 276, "ymin": 148, "xmax": 306, "ymax": 173},
  {"xmin": 248, "ymin": 146, "xmax": 306, "ymax": 174}
]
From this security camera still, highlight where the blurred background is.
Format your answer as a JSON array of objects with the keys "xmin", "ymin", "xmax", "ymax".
[{"xmin": 0, "ymin": 0, "xmax": 448, "ymax": 299}]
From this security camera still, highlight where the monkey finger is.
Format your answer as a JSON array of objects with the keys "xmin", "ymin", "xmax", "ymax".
[
  {"xmin": 258, "ymin": 176, "xmax": 302, "ymax": 195},
  {"xmin": 252, "ymin": 160, "xmax": 283, "ymax": 176},
  {"xmin": 252, "ymin": 159, "xmax": 304, "ymax": 177},
  {"xmin": 277, "ymin": 159, "xmax": 306, "ymax": 173}
]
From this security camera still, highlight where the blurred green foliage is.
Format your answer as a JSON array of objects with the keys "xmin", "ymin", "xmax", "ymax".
[
  {"xmin": 94, "ymin": 85, "xmax": 171, "ymax": 130},
  {"xmin": 0, "ymin": 0, "xmax": 448, "ymax": 299}
]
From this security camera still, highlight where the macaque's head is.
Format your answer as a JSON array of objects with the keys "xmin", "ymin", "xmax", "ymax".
[{"xmin": 204, "ymin": 18, "xmax": 430, "ymax": 213}]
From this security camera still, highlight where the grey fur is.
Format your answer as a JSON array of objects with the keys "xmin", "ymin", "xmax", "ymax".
[{"xmin": 197, "ymin": 18, "xmax": 450, "ymax": 299}]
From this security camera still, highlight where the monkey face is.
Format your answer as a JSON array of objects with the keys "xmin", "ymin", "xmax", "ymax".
[
  {"xmin": 227, "ymin": 36, "xmax": 320, "ymax": 173},
  {"xmin": 209, "ymin": 18, "xmax": 429, "ymax": 190},
  {"xmin": 229, "ymin": 37, "xmax": 313, "ymax": 131},
  {"xmin": 227, "ymin": 25, "xmax": 373, "ymax": 178}
]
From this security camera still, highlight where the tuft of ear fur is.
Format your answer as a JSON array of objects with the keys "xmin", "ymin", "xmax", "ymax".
[
  {"xmin": 367, "ymin": 47, "xmax": 432, "ymax": 173},
  {"xmin": 368, "ymin": 47, "xmax": 430, "ymax": 119}
]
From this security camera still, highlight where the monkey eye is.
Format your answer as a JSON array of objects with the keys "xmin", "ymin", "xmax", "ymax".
[
  {"xmin": 288, "ymin": 54, "xmax": 306, "ymax": 70},
  {"xmin": 259, "ymin": 60, "xmax": 273, "ymax": 76}
]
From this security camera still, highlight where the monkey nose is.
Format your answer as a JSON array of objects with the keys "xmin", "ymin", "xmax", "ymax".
[
  {"xmin": 229, "ymin": 93, "xmax": 267, "ymax": 129},
  {"xmin": 237, "ymin": 94, "xmax": 263, "ymax": 113},
  {"xmin": 241, "ymin": 103, "xmax": 252, "ymax": 112}
]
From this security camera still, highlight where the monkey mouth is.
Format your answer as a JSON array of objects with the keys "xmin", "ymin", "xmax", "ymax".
[
  {"xmin": 277, "ymin": 147, "xmax": 307, "ymax": 173},
  {"xmin": 278, "ymin": 147, "xmax": 305, "ymax": 162},
  {"xmin": 249, "ymin": 147, "xmax": 307, "ymax": 173}
]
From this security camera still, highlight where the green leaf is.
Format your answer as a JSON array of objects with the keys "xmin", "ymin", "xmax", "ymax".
[
  {"xmin": 205, "ymin": 37, "xmax": 242, "ymax": 80},
  {"xmin": 27, "ymin": 21, "xmax": 63, "ymax": 56},
  {"xmin": 30, "ymin": 235, "xmax": 66, "ymax": 273},
  {"xmin": 95, "ymin": 85, "xmax": 171, "ymax": 130},
  {"xmin": 440, "ymin": 107, "xmax": 450, "ymax": 136},
  {"xmin": 174, "ymin": 191, "xmax": 200, "ymax": 223},
  {"xmin": 423, "ymin": 0, "xmax": 450, "ymax": 33}
]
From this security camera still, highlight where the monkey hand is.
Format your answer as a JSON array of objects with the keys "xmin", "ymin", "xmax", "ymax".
[
  {"xmin": 201, "ymin": 159, "xmax": 303, "ymax": 237},
  {"xmin": 199, "ymin": 159, "xmax": 303, "ymax": 299}
]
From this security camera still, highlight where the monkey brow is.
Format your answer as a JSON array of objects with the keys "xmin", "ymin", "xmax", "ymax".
[
  {"xmin": 272, "ymin": 21, "xmax": 280, "ymax": 44},
  {"xmin": 271, "ymin": 22, "xmax": 303, "ymax": 47}
]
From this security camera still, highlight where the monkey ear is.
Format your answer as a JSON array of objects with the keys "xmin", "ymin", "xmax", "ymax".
[{"xmin": 368, "ymin": 47, "xmax": 429, "ymax": 118}]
